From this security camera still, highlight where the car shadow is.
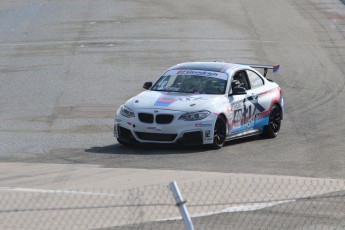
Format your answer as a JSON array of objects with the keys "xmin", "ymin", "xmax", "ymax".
[
  {"xmin": 85, "ymin": 135, "xmax": 266, "ymax": 155},
  {"xmin": 84, "ymin": 143, "xmax": 210, "ymax": 155},
  {"xmin": 224, "ymin": 135, "xmax": 267, "ymax": 147}
]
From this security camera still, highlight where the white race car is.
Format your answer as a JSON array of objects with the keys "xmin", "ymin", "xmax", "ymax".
[{"xmin": 114, "ymin": 62, "xmax": 283, "ymax": 149}]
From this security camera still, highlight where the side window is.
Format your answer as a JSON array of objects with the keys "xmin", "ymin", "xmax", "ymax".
[
  {"xmin": 232, "ymin": 70, "xmax": 250, "ymax": 90},
  {"xmin": 247, "ymin": 70, "xmax": 264, "ymax": 89}
]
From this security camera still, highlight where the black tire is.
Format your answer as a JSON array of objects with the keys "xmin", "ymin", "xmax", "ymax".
[
  {"xmin": 210, "ymin": 115, "xmax": 227, "ymax": 149},
  {"xmin": 261, "ymin": 104, "xmax": 282, "ymax": 138}
]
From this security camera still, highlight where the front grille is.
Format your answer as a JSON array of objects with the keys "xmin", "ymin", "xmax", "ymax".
[
  {"xmin": 138, "ymin": 113, "xmax": 154, "ymax": 123},
  {"xmin": 156, "ymin": 114, "xmax": 174, "ymax": 124},
  {"xmin": 136, "ymin": 132, "xmax": 177, "ymax": 141}
]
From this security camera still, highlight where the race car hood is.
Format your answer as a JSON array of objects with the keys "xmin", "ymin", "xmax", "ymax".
[{"xmin": 125, "ymin": 91, "xmax": 224, "ymax": 112}]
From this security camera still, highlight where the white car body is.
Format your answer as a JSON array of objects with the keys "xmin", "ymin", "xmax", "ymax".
[{"xmin": 114, "ymin": 62, "xmax": 283, "ymax": 148}]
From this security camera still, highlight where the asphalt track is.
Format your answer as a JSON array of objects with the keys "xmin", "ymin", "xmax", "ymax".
[{"xmin": 1, "ymin": 0, "xmax": 345, "ymax": 229}]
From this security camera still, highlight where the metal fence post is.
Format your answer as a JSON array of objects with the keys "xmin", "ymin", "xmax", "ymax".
[{"xmin": 169, "ymin": 181, "xmax": 194, "ymax": 230}]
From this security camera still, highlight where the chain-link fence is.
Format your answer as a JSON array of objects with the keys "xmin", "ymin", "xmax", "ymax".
[{"xmin": 1, "ymin": 176, "xmax": 345, "ymax": 230}]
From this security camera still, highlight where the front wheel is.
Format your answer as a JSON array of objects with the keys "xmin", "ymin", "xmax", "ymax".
[
  {"xmin": 210, "ymin": 115, "xmax": 227, "ymax": 149},
  {"xmin": 261, "ymin": 104, "xmax": 282, "ymax": 138}
]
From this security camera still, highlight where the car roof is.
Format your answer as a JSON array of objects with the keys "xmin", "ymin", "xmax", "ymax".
[{"xmin": 168, "ymin": 62, "xmax": 246, "ymax": 74}]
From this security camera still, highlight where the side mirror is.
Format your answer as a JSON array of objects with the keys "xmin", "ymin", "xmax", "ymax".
[
  {"xmin": 230, "ymin": 87, "xmax": 247, "ymax": 95},
  {"xmin": 143, "ymin": 82, "xmax": 152, "ymax": 89}
]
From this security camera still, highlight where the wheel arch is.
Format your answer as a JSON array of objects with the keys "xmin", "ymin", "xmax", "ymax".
[
  {"xmin": 260, "ymin": 102, "xmax": 282, "ymax": 131},
  {"xmin": 273, "ymin": 102, "xmax": 283, "ymax": 120},
  {"xmin": 217, "ymin": 113, "xmax": 229, "ymax": 134}
]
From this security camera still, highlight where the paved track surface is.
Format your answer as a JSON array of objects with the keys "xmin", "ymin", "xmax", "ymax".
[
  {"xmin": 1, "ymin": 0, "xmax": 345, "ymax": 229},
  {"xmin": 1, "ymin": 0, "xmax": 345, "ymax": 178}
]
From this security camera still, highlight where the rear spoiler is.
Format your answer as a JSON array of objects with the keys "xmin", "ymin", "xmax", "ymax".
[{"xmin": 236, "ymin": 64, "xmax": 280, "ymax": 77}]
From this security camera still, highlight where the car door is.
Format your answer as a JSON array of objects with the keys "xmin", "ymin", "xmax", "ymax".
[
  {"xmin": 245, "ymin": 69, "xmax": 267, "ymax": 128},
  {"xmin": 228, "ymin": 70, "xmax": 254, "ymax": 135}
]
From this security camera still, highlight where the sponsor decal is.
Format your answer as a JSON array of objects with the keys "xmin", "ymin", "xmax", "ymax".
[
  {"xmin": 177, "ymin": 70, "xmax": 219, "ymax": 77},
  {"xmin": 146, "ymin": 126, "xmax": 162, "ymax": 132},
  {"xmin": 244, "ymin": 119, "xmax": 254, "ymax": 128},
  {"xmin": 127, "ymin": 122, "xmax": 132, "ymax": 126},
  {"xmin": 242, "ymin": 96, "xmax": 266, "ymax": 127},
  {"xmin": 233, "ymin": 103, "xmax": 241, "ymax": 109},
  {"xmin": 195, "ymin": 123, "xmax": 212, "ymax": 127},
  {"xmin": 205, "ymin": 130, "xmax": 211, "ymax": 137},
  {"xmin": 232, "ymin": 95, "xmax": 267, "ymax": 129},
  {"xmin": 164, "ymin": 86, "xmax": 179, "ymax": 91},
  {"xmin": 233, "ymin": 109, "xmax": 242, "ymax": 128},
  {"xmin": 164, "ymin": 70, "xmax": 228, "ymax": 80},
  {"xmin": 245, "ymin": 95, "xmax": 265, "ymax": 113}
]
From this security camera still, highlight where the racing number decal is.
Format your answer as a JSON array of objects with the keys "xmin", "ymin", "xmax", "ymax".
[{"xmin": 233, "ymin": 109, "xmax": 243, "ymax": 128}]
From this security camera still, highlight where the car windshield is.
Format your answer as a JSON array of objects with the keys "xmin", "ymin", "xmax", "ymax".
[{"xmin": 151, "ymin": 71, "xmax": 227, "ymax": 94}]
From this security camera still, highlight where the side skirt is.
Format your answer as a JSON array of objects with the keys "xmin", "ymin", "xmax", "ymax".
[{"xmin": 226, "ymin": 129, "xmax": 261, "ymax": 141}]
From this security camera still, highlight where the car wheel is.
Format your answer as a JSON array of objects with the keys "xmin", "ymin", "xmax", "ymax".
[
  {"xmin": 210, "ymin": 115, "xmax": 227, "ymax": 149},
  {"xmin": 261, "ymin": 104, "xmax": 282, "ymax": 138}
]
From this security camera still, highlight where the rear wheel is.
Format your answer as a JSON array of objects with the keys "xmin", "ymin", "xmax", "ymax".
[
  {"xmin": 210, "ymin": 115, "xmax": 227, "ymax": 149},
  {"xmin": 261, "ymin": 104, "xmax": 282, "ymax": 138}
]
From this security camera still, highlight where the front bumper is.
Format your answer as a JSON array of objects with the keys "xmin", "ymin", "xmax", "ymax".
[{"xmin": 114, "ymin": 108, "xmax": 217, "ymax": 145}]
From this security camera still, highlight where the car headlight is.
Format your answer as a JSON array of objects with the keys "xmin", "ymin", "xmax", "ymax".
[
  {"xmin": 179, "ymin": 110, "xmax": 211, "ymax": 121},
  {"xmin": 120, "ymin": 106, "xmax": 135, "ymax": 118}
]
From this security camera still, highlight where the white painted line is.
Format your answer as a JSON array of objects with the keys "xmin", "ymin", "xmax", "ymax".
[
  {"xmin": 157, "ymin": 200, "xmax": 295, "ymax": 221},
  {"xmin": 0, "ymin": 39, "xmax": 345, "ymax": 47},
  {"xmin": 0, "ymin": 187, "xmax": 115, "ymax": 196},
  {"xmin": 193, "ymin": 200, "xmax": 295, "ymax": 218}
]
